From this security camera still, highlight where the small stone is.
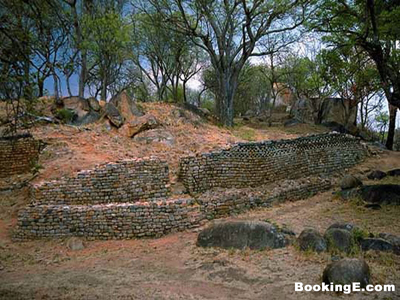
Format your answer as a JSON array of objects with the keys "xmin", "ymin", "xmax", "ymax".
[
  {"xmin": 66, "ymin": 237, "xmax": 85, "ymax": 251},
  {"xmin": 367, "ymin": 170, "xmax": 387, "ymax": 180}
]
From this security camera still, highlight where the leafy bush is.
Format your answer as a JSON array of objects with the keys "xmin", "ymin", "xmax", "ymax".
[{"xmin": 56, "ymin": 108, "xmax": 75, "ymax": 123}]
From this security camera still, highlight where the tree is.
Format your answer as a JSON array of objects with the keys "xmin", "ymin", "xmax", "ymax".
[
  {"xmin": 131, "ymin": 11, "xmax": 204, "ymax": 103},
  {"xmin": 320, "ymin": 46, "xmax": 382, "ymax": 128},
  {"xmin": 82, "ymin": 5, "xmax": 131, "ymax": 100},
  {"xmin": 282, "ymin": 53, "xmax": 331, "ymax": 124},
  {"xmin": 312, "ymin": 0, "xmax": 400, "ymax": 149},
  {"xmin": 141, "ymin": 0, "xmax": 311, "ymax": 126}
]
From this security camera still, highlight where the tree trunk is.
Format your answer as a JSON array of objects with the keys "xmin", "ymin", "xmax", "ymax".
[
  {"xmin": 183, "ymin": 80, "xmax": 187, "ymax": 103},
  {"xmin": 66, "ymin": 74, "xmax": 72, "ymax": 97},
  {"xmin": 101, "ymin": 72, "xmax": 107, "ymax": 101},
  {"xmin": 79, "ymin": 49, "xmax": 87, "ymax": 98},
  {"xmin": 217, "ymin": 72, "xmax": 237, "ymax": 127},
  {"xmin": 386, "ymin": 105, "xmax": 397, "ymax": 150},
  {"xmin": 38, "ymin": 77, "xmax": 44, "ymax": 98}
]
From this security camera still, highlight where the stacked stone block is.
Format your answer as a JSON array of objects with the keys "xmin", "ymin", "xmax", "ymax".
[
  {"xmin": 179, "ymin": 133, "xmax": 368, "ymax": 194},
  {"xmin": 0, "ymin": 136, "xmax": 41, "ymax": 178},
  {"xmin": 32, "ymin": 158, "xmax": 171, "ymax": 204},
  {"xmin": 14, "ymin": 133, "xmax": 369, "ymax": 241},
  {"xmin": 14, "ymin": 199, "xmax": 201, "ymax": 240}
]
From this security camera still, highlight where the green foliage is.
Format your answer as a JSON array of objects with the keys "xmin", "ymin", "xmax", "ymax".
[
  {"xmin": 200, "ymin": 99, "xmax": 215, "ymax": 113},
  {"xmin": 55, "ymin": 108, "xmax": 75, "ymax": 123}
]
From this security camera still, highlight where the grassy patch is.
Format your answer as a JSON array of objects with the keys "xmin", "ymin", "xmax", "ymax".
[{"xmin": 231, "ymin": 126, "xmax": 257, "ymax": 141}]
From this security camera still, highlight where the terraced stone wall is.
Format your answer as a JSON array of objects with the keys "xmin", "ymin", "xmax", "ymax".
[
  {"xmin": 14, "ymin": 176, "xmax": 331, "ymax": 240},
  {"xmin": 179, "ymin": 133, "xmax": 368, "ymax": 194},
  {"xmin": 32, "ymin": 158, "xmax": 171, "ymax": 204}
]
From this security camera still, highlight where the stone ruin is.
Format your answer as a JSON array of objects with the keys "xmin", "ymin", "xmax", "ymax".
[
  {"xmin": 13, "ymin": 133, "xmax": 369, "ymax": 241},
  {"xmin": 0, "ymin": 134, "xmax": 42, "ymax": 178}
]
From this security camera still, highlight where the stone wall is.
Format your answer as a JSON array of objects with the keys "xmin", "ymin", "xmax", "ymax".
[
  {"xmin": 14, "ymin": 133, "xmax": 369, "ymax": 241},
  {"xmin": 32, "ymin": 158, "xmax": 171, "ymax": 205},
  {"xmin": 14, "ymin": 199, "xmax": 201, "ymax": 240},
  {"xmin": 14, "ymin": 176, "xmax": 331, "ymax": 240},
  {"xmin": 179, "ymin": 133, "xmax": 368, "ymax": 194},
  {"xmin": 199, "ymin": 177, "xmax": 332, "ymax": 220},
  {"xmin": 0, "ymin": 135, "xmax": 42, "ymax": 178}
]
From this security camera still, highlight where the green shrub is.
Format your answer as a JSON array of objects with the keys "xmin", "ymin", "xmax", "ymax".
[{"xmin": 56, "ymin": 108, "xmax": 75, "ymax": 123}]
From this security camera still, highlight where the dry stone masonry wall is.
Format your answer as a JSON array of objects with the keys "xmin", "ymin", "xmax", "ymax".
[
  {"xmin": 14, "ymin": 176, "xmax": 330, "ymax": 240},
  {"xmin": 32, "ymin": 158, "xmax": 171, "ymax": 205},
  {"xmin": 179, "ymin": 133, "xmax": 368, "ymax": 194},
  {"xmin": 0, "ymin": 136, "xmax": 42, "ymax": 178},
  {"xmin": 14, "ymin": 133, "xmax": 368, "ymax": 240}
]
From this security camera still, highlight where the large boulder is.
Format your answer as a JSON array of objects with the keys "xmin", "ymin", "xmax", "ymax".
[
  {"xmin": 197, "ymin": 220, "xmax": 288, "ymax": 250},
  {"xmin": 88, "ymin": 97, "xmax": 101, "ymax": 112},
  {"xmin": 324, "ymin": 228, "xmax": 356, "ymax": 254},
  {"xmin": 322, "ymin": 258, "xmax": 370, "ymax": 288},
  {"xmin": 297, "ymin": 229, "xmax": 327, "ymax": 253},
  {"xmin": 359, "ymin": 185, "xmax": 400, "ymax": 205},
  {"xmin": 62, "ymin": 96, "xmax": 90, "ymax": 118},
  {"xmin": 74, "ymin": 111, "xmax": 101, "ymax": 126},
  {"xmin": 134, "ymin": 129, "xmax": 175, "ymax": 146},
  {"xmin": 105, "ymin": 103, "xmax": 124, "ymax": 128},
  {"xmin": 119, "ymin": 114, "xmax": 160, "ymax": 138},
  {"xmin": 367, "ymin": 170, "xmax": 387, "ymax": 180},
  {"xmin": 340, "ymin": 175, "xmax": 362, "ymax": 190},
  {"xmin": 110, "ymin": 91, "xmax": 143, "ymax": 122},
  {"xmin": 387, "ymin": 169, "xmax": 400, "ymax": 177}
]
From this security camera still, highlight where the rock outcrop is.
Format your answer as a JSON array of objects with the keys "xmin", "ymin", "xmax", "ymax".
[
  {"xmin": 119, "ymin": 114, "xmax": 160, "ymax": 137},
  {"xmin": 110, "ymin": 91, "xmax": 143, "ymax": 122}
]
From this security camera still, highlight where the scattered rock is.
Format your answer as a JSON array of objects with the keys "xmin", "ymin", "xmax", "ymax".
[
  {"xmin": 88, "ymin": 97, "xmax": 101, "ymax": 112},
  {"xmin": 197, "ymin": 220, "xmax": 288, "ymax": 250},
  {"xmin": 337, "ymin": 188, "xmax": 359, "ymax": 200},
  {"xmin": 340, "ymin": 175, "xmax": 362, "ymax": 190},
  {"xmin": 322, "ymin": 258, "xmax": 370, "ymax": 288},
  {"xmin": 66, "ymin": 237, "xmax": 85, "ymax": 251},
  {"xmin": 284, "ymin": 118, "xmax": 302, "ymax": 127},
  {"xmin": 364, "ymin": 203, "xmax": 381, "ymax": 210},
  {"xmin": 387, "ymin": 169, "xmax": 400, "ymax": 177},
  {"xmin": 110, "ymin": 91, "xmax": 143, "ymax": 122},
  {"xmin": 360, "ymin": 238, "xmax": 394, "ymax": 252},
  {"xmin": 367, "ymin": 170, "xmax": 387, "ymax": 180},
  {"xmin": 359, "ymin": 185, "xmax": 400, "ymax": 205},
  {"xmin": 378, "ymin": 233, "xmax": 400, "ymax": 254},
  {"xmin": 171, "ymin": 108, "xmax": 186, "ymax": 119},
  {"xmin": 134, "ymin": 129, "xmax": 175, "ymax": 146},
  {"xmin": 243, "ymin": 110, "xmax": 256, "ymax": 119},
  {"xmin": 324, "ymin": 228, "xmax": 356, "ymax": 254},
  {"xmin": 297, "ymin": 229, "xmax": 327, "ymax": 253},
  {"xmin": 105, "ymin": 103, "xmax": 124, "ymax": 128},
  {"xmin": 119, "ymin": 114, "xmax": 160, "ymax": 138}
]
